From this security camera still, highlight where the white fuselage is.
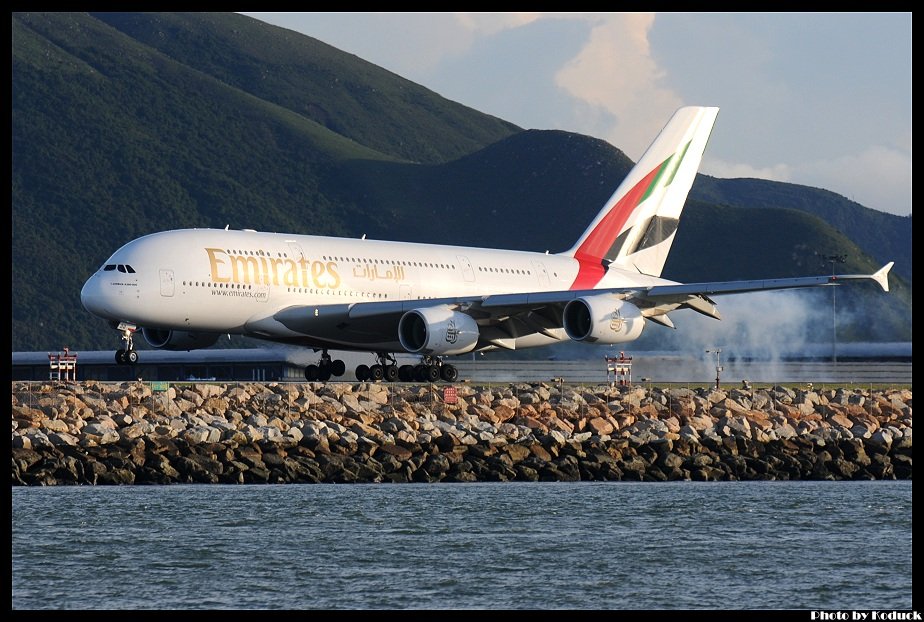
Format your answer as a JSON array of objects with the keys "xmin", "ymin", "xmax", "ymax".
[{"xmin": 80, "ymin": 228, "xmax": 676, "ymax": 352}]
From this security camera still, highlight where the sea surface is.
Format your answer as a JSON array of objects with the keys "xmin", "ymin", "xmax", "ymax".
[{"xmin": 11, "ymin": 481, "xmax": 912, "ymax": 610}]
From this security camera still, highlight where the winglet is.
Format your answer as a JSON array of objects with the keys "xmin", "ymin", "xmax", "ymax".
[
  {"xmin": 831, "ymin": 261, "xmax": 894, "ymax": 292},
  {"xmin": 871, "ymin": 262, "xmax": 894, "ymax": 292}
]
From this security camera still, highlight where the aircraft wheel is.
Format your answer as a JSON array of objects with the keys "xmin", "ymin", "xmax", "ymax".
[
  {"xmin": 370, "ymin": 364, "xmax": 385, "ymax": 381},
  {"xmin": 425, "ymin": 365, "xmax": 441, "ymax": 383},
  {"xmin": 115, "ymin": 349, "xmax": 126, "ymax": 365},
  {"xmin": 305, "ymin": 364, "xmax": 320, "ymax": 381},
  {"xmin": 413, "ymin": 364, "xmax": 428, "ymax": 382},
  {"xmin": 355, "ymin": 364, "xmax": 370, "ymax": 382},
  {"xmin": 317, "ymin": 367, "xmax": 332, "ymax": 382},
  {"xmin": 384, "ymin": 365, "xmax": 399, "ymax": 382},
  {"xmin": 440, "ymin": 364, "xmax": 458, "ymax": 383},
  {"xmin": 126, "ymin": 350, "xmax": 139, "ymax": 364},
  {"xmin": 398, "ymin": 365, "xmax": 414, "ymax": 382},
  {"xmin": 331, "ymin": 359, "xmax": 346, "ymax": 377}
]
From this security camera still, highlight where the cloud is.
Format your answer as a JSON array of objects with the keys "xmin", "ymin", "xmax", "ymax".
[
  {"xmin": 409, "ymin": 12, "xmax": 688, "ymax": 160},
  {"xmin": 453, "ymin": 12, "xmax": 543, "ymax": 35},
  {"xmin": 553, "ymin": 13, "xmax": 683, "ymax": 160},
  {"xmin": 242, "ymin": 12, "xmax": 910, "ymax": 217},
  {"xmin": 793, "ymin": 146, "xmax": 912, "ymax": 217}
]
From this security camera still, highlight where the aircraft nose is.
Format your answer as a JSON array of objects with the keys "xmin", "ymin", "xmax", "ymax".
[{"xmin": 80, "ymin": 274, "xmax": 106, "ymax": 317}]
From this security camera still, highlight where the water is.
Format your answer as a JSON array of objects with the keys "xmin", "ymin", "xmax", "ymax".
[{"xmin": 12, "ymin": 481, "xmax": 912, "ymax": 610}]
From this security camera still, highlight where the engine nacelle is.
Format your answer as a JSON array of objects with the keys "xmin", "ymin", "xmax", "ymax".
[
  {"xmin": 141, "ymin": 327, "xmax": 222, "ymax": 351},
  {"xmin": 562, "ymin": 296, "xmax": 645, "ymax": 344},
  {"xmin": 398, "ymin": 306, "xmax": 479, "ymax": 356}
]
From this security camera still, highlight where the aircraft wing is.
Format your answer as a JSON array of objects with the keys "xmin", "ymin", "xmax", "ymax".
[
  {"xmin": 644, "ymin": 261, "xmax": 893, "ymax": 297},
  {"xmin": 267, "ymin": 262, "xmax": 893, "ymax": 349},
  {"xmin": 480, "ymin": 261, "xmax": 893, "ymax": 310}
]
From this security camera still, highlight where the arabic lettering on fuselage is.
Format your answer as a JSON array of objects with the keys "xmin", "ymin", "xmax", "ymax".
[{"xmin": 351, "ymin": 263, "xmax": 406, "ymax": 282}]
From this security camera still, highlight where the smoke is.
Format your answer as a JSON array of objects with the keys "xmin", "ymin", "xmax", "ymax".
[
  {"xmin": 601, "ymin": 287, "xmax": 841, "ymax": 383},
  {"xmin": 674, "ymin": 290, "xmax": 827, "ymax": 353},
  {"xmin": 671, "ymin": 289, "xmax": 830, "ymax": 381}
]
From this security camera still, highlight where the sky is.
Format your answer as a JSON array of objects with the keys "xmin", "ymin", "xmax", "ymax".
[{"xmin": 243, "ymin": 12, "xmax": 911, "ymax": 217}]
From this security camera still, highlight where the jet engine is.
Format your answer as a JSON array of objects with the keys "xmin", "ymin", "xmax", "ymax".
[
  {"xmin": 141, "ymin": 327, "xmax": 222, "ymax": 351},
  {"xmin": 562, "ymin": 296, "xmax": 645, "ymax": 344},
  {"xmin": 398, "ymin": 306, "xmax": 479, "ymax": 355}
]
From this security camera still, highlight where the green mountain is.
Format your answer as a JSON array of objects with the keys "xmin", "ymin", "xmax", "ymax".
[
  {"xmin": 11, "ymin": 12, "xmax": 911, "ymax": 354},
  {"xmin": 90, "ymin": 12, "xmax": 519, "ymax": 165},
  {"xmin": 323, "ymin": 129, "xmax": 636, "ymax": 251},
  {"xmin": 691, "ymin": 177, "xmax": 912, "ymax": 281}
]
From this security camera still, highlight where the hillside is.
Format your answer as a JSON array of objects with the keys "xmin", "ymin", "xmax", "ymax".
[
  {"xmin": 691, "ymin": 177, "xmax": 912, "ymax": 281},
  {"xmin": 324, "ymin": 129, "xmax": 636, "ymax": 251},
  {"xmin": 91, "ymin": 12, "xmax": 520, "ymax": 165},
  {"xmin": 12, "ymin": 11, "xmax": 519, "ymax": 351},
  {"xmin": 11, "ymin": 12, "xmax": 911, "ymax": 352}
]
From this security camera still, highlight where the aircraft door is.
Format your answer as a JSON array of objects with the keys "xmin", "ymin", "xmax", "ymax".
[
  {"xmin": 287, "ymin": 241, "xmax": 305, "ymax": 261},
  {"xmin": 457, "ymin": 255, "xmax": 475, "ymax": 282},
  {"xmin": 532, "ymin": 261, "xmax": 550, "ymax": 286},
  {"xmin": 159, "ymin": 269, "xmax": 175, "ymax": 297}
]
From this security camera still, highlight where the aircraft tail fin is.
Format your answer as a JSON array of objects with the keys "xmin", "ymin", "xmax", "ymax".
[{"xmin": 563, "ymin": 106, "xmax": 719, "ymax": 289}]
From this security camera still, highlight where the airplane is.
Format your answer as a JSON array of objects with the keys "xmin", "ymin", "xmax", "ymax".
[{"xmin": 80, "ymin": 106, "xmax": 894, "ymax": 383}]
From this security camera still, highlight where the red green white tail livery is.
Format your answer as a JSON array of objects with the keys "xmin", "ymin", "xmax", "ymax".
[{"xmin": 565, "ymin": 106, "xmax": 719, "ymax": 289}]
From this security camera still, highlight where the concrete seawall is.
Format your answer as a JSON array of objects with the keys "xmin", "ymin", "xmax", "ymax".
[{"xmin": 11, "ymin": 381, "xmax": 912, "ymax": 485}]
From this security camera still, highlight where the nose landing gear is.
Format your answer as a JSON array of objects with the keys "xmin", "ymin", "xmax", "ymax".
[{"xmin": 114, "ymin": 322, "xmax": 139, "ymax": 365}]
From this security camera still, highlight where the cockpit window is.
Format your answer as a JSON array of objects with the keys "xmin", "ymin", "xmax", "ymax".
[{"xmin": 107, "ymin": 264, "xmax": 136, "ymax": 273}]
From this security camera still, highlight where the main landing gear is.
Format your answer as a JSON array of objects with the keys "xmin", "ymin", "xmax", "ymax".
[
  {"xmin": 354, "ymin": 354, "xmax": 458, "ymax": 383},
  {"xmin": 114, "ymin": 322, "xmax": 139, "ymax": 365},
  {"xmin": 354, "ymin": 352, "xmax": 399, "ymax": 382},
  {"xmin": 304, "ymin": 350, "xmax": 346, "ymax": 381}
]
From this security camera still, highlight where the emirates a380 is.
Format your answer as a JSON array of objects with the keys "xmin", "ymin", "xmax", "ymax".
[{"xmin": 80, "ymin": 106, "xmax": 894, "ymax": 382}]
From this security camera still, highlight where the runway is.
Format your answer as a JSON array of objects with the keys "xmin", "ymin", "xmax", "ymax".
[
  {"xmin": 14, "ymin": 346, "xmax": 911, "ymax": 386},
  {"xmin": 450, "ymin": 355, "xmax": 912, "ymax": 385}
]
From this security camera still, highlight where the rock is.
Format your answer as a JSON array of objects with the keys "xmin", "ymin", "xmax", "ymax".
[
  {"xmin": 12, "ymin": 434, "xmax": 32, "ymax": 450},
  {"xmin": 47, "ymin": 432, "xmax": 79, "ymax": 446},
  {"xmin": 587, "ymin": 417, "xmax": 614, "ymax": 436},
  {"xmin": 868, "ymin": 429, "xmax": 893, "ymax": 448},
  {"xmin": 8, "ymin": 382, "xmax": 912, "ymax": 485},
  {"xmin": 40, "ymin": 419, "xmax": 70, "ymax": 433},
  {"xmin": 379, "ymin": 443, "xmax": 413, "ymax": 462}
]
